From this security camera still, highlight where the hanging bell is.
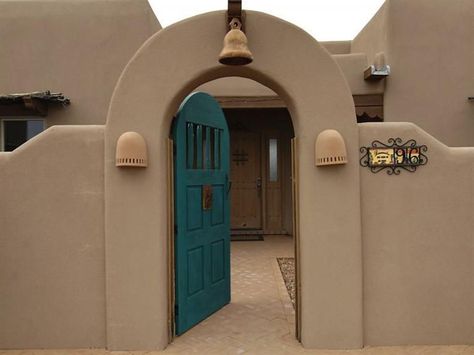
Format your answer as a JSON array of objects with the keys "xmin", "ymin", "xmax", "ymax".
[{"xmin": 219, "ymin": 18, "xmax": 253, "ymax": 65}]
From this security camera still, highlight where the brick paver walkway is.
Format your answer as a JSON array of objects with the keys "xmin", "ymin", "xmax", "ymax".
[{"xmin": 165, "ymin": 235, "xmax": 297, "ymax": 354}]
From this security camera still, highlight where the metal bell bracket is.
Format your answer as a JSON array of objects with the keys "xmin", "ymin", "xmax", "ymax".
[{"xmin": 227, "ymin": 0, "xmax": 245, "ymax": 32}]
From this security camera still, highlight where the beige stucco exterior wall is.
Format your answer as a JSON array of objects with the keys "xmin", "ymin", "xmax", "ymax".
[
  {"xmin": 0, "ymin": 126, "xmax": 105, "ymax": 348},
  {"xmin": 359, "ymin": 122, "xmax": 474, "ymax": 345},
  {"xmin": 198, "ymin": 54, "xmax": 385, "ymax": 98},
  {"xmin": 320, "ymin": 41, "xmax": 352, "ymax": 55},
  {"xmin": 105, "ymin": 10, "xmax": 362, "ymax": 350},
  {"xmin": 351, "ymin": 2, "xmax": 389, "ymax": 65},
  {"xmin": 352, "ymin": 0, "xmax": 474, "ymax": 147},
  {"xmin": 197, "ymin": 77, "xmax": 277, "ymax": 97},
  {"xmin": 0, "ymin": 4, "xmax": 472, "ymax": 351},
  {"xmin": 333, "ymin": 54, "xmax": 385, "ymax": 95},
  {"xmin": 0, "ymin": 0, "xmax": 160, "ymax": 126}
]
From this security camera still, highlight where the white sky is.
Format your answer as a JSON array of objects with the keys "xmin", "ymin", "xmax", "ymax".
[{"xmin": 148, "ymin": 0, "xmax": 386, "ymax": 41}]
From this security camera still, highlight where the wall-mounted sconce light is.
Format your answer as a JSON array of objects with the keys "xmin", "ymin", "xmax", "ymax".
[
  {"xmin": 116, "ymin": 131, "xmax": 148, "ymax": 168},
  {"xmin": 219, "ymin": 0, "xmax": 253, "ymax": 65},
  {"xmin": 364, "ymin": 64, "xmax": 391, "ymax": 81},
  {"xmin": 315, "ymin": 129, "xmax": 348, "ymax": 166}
]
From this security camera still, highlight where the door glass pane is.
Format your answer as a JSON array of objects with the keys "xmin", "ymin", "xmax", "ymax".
[{"xmin": 269, "ymin": 138, "xmax": 278, "ymax": 182}]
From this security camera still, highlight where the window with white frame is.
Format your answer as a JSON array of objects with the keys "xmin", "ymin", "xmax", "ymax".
[{"xmin": 1, "ymin": 118, "xmax": 45, "ymax": 152}]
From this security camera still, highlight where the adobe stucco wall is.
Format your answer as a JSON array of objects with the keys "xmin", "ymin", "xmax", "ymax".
[
  {"xmin": 360, "ymin": 122, "xmax": 474, "ymax": 345},
  {"xmin": 0, "ymin": 126, "xmax": 105, "ymax": 348},
  {"xmin": 0, "ymin": 5, "xmax": 472, "ymax": 352},
  {"xmin": 352, "ymin": 0, "xmax": 474, "ymax": 147},
  {"xmin": 0, "ymin": 0, "xmax": 160, "ymax": 126},
  {"xmin": 105, "ymin": 10, "xmax": 362, "ymax": 350}
]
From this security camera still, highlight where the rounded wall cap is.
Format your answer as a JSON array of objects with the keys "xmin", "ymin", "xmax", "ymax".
[
  {"xmin": 116, "ymin": 131, "xmax": 148, "ymax": 168},
  {"xmin": 315, "ymin": 129, "xmax": 348, "ymax": 166}
]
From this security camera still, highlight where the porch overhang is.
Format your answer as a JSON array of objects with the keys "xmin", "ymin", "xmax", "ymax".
[{"xmin": 0, "ymin": 91, "xmax": 70, "ymax": 116}]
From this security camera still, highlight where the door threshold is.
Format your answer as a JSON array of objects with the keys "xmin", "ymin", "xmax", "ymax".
[
  {"xmin": 231, "ymin": 234, "xmax": 264, "ymax": 241},
  {"xmin": 231, "ymin": 229, "xmax": 264, "ymax": 235}
]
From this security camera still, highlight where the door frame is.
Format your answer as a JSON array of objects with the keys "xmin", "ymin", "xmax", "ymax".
[{"xmin": 167, "ymin": 138, "xmax": 175, "ymax": 342}]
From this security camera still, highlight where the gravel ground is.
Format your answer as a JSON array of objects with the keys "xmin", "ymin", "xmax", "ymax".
[{"xmin": 277, "ymin": 257, "xmax": 295, "ymax": 308}]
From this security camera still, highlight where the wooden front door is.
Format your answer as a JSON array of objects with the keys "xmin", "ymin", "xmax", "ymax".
[
  {"xmin": 230, "ymin": 131, "xmax": 262, "ymax": 229},
  {"xmin": 173, "ymin": 92, "xmax": 231, "ymax": 335}
]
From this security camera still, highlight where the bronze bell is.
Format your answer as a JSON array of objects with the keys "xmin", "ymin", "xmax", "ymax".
[{"xmin": 219, "ymin": 18, "xmax": 253, "ymax": 65}]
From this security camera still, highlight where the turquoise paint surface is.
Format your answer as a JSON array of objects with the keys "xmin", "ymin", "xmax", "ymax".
[{"xmin": 173, "ymin": 92, "xmax": 230, "ymax": 335}]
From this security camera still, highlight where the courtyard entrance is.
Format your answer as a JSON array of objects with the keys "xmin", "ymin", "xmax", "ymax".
[{"xmin": 171, "ymin": 91, "xmax": 299, "ymax": 342}]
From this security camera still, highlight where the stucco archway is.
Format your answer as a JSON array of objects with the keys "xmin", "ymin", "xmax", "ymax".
[{"xmin": 105, "ymin": 11, "xmax": 362, "ymax": 350}]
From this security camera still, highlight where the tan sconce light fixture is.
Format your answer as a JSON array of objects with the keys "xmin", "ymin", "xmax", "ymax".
[
  {"xmin": 219, "ymin": 0, "xmax": 253, "ymax": 65},
  {"xmin": 315, "ymin": 129, "xmax": 348, "ymax": 166},
  {"xmin": 116, "ymin": 131, "xmax": 148, "ymax": 168}
]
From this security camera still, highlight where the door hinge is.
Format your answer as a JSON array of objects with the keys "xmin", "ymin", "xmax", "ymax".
[
  {"xmin": 174, "ymin": 225, "xmax": 178, "ymax": 235},
  {"xmin": 175, "ymin": 304, "xmax": 179, "ymax": 315}
]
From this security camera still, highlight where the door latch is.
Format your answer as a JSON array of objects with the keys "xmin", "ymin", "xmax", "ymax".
[
  {"xmin": 256, "ymin": 177, "xmax": 262, "ymax": 197},
  {"xmin": 202, "ymin": 185, "xmax": 213, "ymax": 210}
]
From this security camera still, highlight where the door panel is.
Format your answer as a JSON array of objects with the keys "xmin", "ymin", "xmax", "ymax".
[
  {"xmin": 173, "ymin": 92, "xmax": 230, "ymax": 335},
  {"xmin": 230, "ymin": 131, "xmax": 262, "ymax": 229}
]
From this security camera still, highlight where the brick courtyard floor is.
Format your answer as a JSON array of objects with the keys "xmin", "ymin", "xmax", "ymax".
[{"xmin": 1, "ymin": 235, "xmax": 472, "ymax": 354}]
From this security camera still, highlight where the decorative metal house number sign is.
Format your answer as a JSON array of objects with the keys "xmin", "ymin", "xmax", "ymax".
[{"xmin": 360, "ymin": 138, "xmax": 428, "ymax": 175}]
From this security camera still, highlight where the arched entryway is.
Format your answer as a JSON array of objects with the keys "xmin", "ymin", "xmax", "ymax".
[
  {"xmin": 167, "ymin": 83, "xmax": 300, "ymax": 349},
  {"xmin": 104, "ymin": 10, "xmax": 362, "ymax": 351}
]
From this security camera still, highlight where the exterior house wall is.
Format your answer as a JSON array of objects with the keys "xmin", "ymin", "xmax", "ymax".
[
  {"xmin": 198, "ymin": 77, "xmax": 277, "ymax": 97},
  {"xmin": 0, "ymin": 126, "xmax": 105, "ymax": 348},
  {"xmin": 352, "ymin": 0, "xmax": 474, "ymax": 147},
  {"xmin": 0, "ymin": 1, "xmax": 472, "ymax": 352},
  {"xmin": 359, "ymin": 122, "xmax": 474, "ymax": 345},
  {"xmin": 351, "ymin": 2, "xmax": 389, "ymax": 65},
  {"xmin": 104, "ymin": 10, "xmax": 363, "ymax": 350},
  {"xmin": 0, "ymin": 0, "xmax": 160, "ymax": 127},
  {"xmin": 332, "ymin": 54, "xmax": 385, "ymax": 95}
]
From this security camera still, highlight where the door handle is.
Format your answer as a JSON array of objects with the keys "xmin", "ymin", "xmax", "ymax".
[
  {"xmin": 226, "ymin": 173, "xmax": 232, "ymax": 196},
  {"xmin": 256, "ymin": 177, "xmax": 262, "ymax": 198}
]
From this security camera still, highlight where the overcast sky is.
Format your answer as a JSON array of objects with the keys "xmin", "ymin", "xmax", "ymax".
[{"xmin": 148, "ymin": 0, "xmax": 385, "ymax": 41}]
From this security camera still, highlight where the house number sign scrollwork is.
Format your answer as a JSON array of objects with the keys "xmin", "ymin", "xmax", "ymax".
[{"xmin": 360, "ymin": 138, "xmax": 428, "ymax": 175}]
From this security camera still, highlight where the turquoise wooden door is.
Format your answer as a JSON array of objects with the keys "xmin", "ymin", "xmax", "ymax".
[{"xmin": 173, "ymin": 92, "xmax": 230, "ymax": 335}]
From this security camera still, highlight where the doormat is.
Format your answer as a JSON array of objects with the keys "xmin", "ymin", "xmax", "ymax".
[
  {"xmin": 277, "ymin": 257, "xmax": 295, "ymax": 309},
  {"xmin": 231, "ymin": 234, "xmax": 264, "ymax": 241}
]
